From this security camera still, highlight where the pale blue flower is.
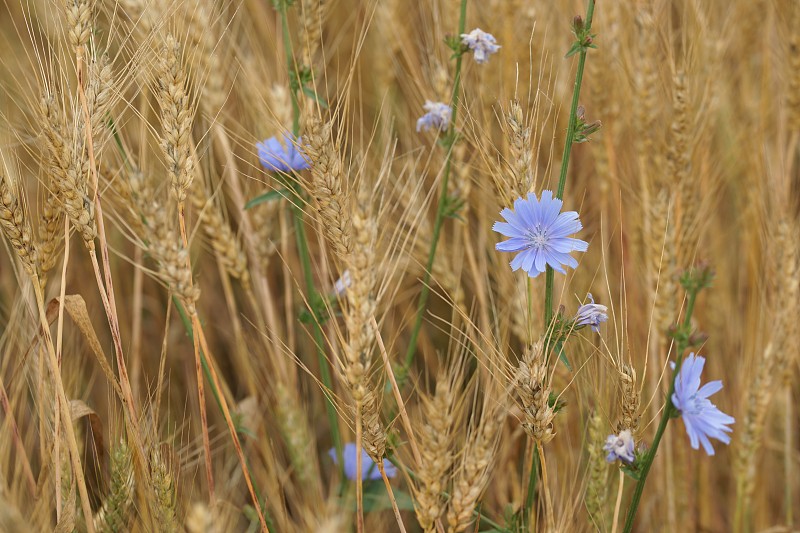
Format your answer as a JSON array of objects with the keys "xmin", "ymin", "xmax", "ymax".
[
  {"xmin": 671, "ymin": 353, "xmax": 734, "ymax": 456},
  {"xmin": 257, "ymin": 133, "xmax": 309, "ymax": 173},
  {"xmin": 333, "ymin": 270, "xmax": 351, "ymax": 297},
  {"xmin": 492, "ymin": 190, "xmax": 588, "ymax": 278},
  {"xmin": 603, "ymin": 430, "xmax": 635, "ymax": 464},
  {"xmin": 575, "ymin": 293, "xmax": 608, "ymax": 333},
  {"xmin": 329, "ymin": 443, "xmax": 397, "ymax": 480},
  {"xmin": 460, "ymin": 28, "xmax": 501, "ymax": 64},
  {"xmin": 416, "ymin": 101, "xmax": 452, "ymax": 132}
]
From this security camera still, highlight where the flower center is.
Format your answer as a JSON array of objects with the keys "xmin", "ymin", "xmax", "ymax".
[
  {"xmin": 527, "ymin": 225, "xmax": 549, "ymax": 249},
  {"xmin": 682, "ymin": 394, "xmax": 705, "ymax": 416}
]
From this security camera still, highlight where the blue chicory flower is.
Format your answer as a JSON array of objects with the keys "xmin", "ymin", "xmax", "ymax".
[
  {"xmin": 603, "ymin": 429, "xmax": 635, "ymax": 464},
  {"xmin": 671, "ymin": 353, "xmax": 734, "ymax": 455},
  {"xmin": 416, "ymin": 101, "xmax": 452, "ymax": 132},
  {"xmin": 333, "ymin": 270, "xmax": 352, "ymax": 297},
  {"xmin": 492, "ymin": 190, "xmax": 589, "ymax": 278},
  {"xmin": 575, "ymin": 293, "xmax": 608, "ymax": 333},
  {"xmin": 329, "ymin": 443, "xmax": 397, "ymax": 481},
  {"xmin": 460, "ymin": 28, "xmax": 501, "ymax": 64},
  {"xmin": 256, "ymin": 133, "xmax": 310, "ymax": 173}
]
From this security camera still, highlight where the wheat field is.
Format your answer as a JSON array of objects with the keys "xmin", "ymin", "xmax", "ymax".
[{"xmin": 0, "ymin": 0, "xmax": 796, "ymax": 531}]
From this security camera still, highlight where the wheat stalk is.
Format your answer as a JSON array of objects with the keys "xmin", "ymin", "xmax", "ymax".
[
  {"xmin": 446, "ymin": 392, "xmax": 504, "ymax": 533},
  {"xmin": 158, "ymin": 35, "xmax": 195, "ymax": 203},
  {"xmin": 0, "ymin": 173, "xmax": 40, "ymax": 278}
]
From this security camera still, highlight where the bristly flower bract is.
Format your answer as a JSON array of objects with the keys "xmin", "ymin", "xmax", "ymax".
[
  {"xmin": 416, "ymin": 101, "xmax": 452, "ymax": 133},
  {"xmin": 257, "ymin": 133, "xmax": 310, "ymax": 173},
  {"xmin": 460, "ymin": 28, "xmax": 500, "ymax": 64},
  {"xmin": 671, "ymin": 353, "xmax": 734, "ymax": 455},
  {"xmin": 493, "ymin": 190, "xmax": 588, "ymax": 278}
]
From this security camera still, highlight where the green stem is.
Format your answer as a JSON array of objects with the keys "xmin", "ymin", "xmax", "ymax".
[
  {"xmin": 622, "ymin": 289, "xmax": 698, "ymax": 533},
  {"xmin": 535, "ymin": 5, "xmax": 595, "ymax": 525},
  {"xmin": 543, "ymin": 0, "xmax": 595, "ymax": 330},
  {"xmin": 402, "ymin": 0, "xmax": 468, "ymax": 374},
  {"xmin": 292, "ymin": 204, "xmax": 343, "ymax": 456},
  {"xmin": 544, "ymin": 271, "xmax": 554, "ymax": 330},
  {"xmin": 278, "ymin": 0, "xmax": 343, "ymax": 475},
  {"xmin": 523, "ymin": 442, "xmax": 539, "ymax": 527},
  {"xmin": 279, "ymin": 1, "xmax": 301, "ymax": 136},
  {"xmin": 472, "ymin": 506, "xmax": 508, "ymax": 532}
]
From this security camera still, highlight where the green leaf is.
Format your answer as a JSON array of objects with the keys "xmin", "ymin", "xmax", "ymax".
[
  {"xmin": 302, "ymin": 86, "xmax": 329, "ymax": 109},
  {"xmin": 245, "ymin": 189, "xmax": 290, "ymax": 210},
  {"xmin": 565, "ymin": 42, "xmax": 582, "ymax": 58},
  {"xmin": 621, "ymin": 464, "xmax": 641, "ymax": 481},
  {"xmin": 362, "ymin": 483, "xmax": 415, "ymax": 512},
  {"xmin": 554, "ymin": 340, "xmax": 572, "ymax": 371},
  {"xmin": 548, "ymin": 391, "xmax": 567, "ymax": 413},
  {"xmin": 444, "ymin": 35, "xmax": 465, "ymax": 53},
  {"xmin": 443, "ymin": 194, "xmax": 466, "ymax": 220},
  {"xmin": 298, "ymin": 308, "xmax": 314, "ymax": 324},
  {"xmin": 299, "ymin": 292, "xmax": 331, "ymax": 326}
]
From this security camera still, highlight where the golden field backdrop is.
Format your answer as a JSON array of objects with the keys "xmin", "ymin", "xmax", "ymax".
[{"xmin": 0, "ymin": 0, "xmax": 796, "ymax": 531}]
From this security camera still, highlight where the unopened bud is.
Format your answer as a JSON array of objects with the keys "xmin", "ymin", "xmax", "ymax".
[{"xmin": 573, "ymin": 15, "xmax": 585, "ymax": 33}]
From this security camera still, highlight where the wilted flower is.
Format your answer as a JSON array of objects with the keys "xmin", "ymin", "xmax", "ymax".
[
  {"xmin": 492, "ymin": 190, "xmax": 588, "ymax": 278},
  {"xmin": 575, "ymin": 293, "xmax": 608, "ymax": 333},
  {"xmin": 416, "ymin": 101, "xmax": 452, "ymax": 132},
  {"xmin": 257, "ymin": 133, "xmax": 310, "ymax": 173},
  {"xmin": 460, "ymin": 28, "xmax": 501, "ymax": 64},
  {"xmin": 603, "ymin": 429, "xmax": 635, "ymax": 464},
  {"xmin": 329, "ymin": 443, "xmax": 397, "ymax": 480},
  {"xmin": 671, "ymin": 353, "xmax": 734, "ymax": 455}
]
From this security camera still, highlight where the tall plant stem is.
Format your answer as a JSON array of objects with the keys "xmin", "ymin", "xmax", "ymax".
[
  {"xmin": 176, "ymin": 205, "xmax": 270, "ymax": 532},
  {"xmin": 623, "ymin": 288, "xmax": 699, "ymax": 533},
  {"xmin": 278, "ymin": 0, "xmax": 343, "ymax": 470},
  {"xmin": 378, "ymin": 463, "xmax": 408, "ymax": 533},
  {"xmin": 612, "ymin": 470, "xmax": 625, "ymax": 533},
  {"xmin": 523, "ymin": 441, "xmax": 538, "ymax": 528},
  {"xmin": 176, "ymin": 205, "xmax": 214, "ymax": 504},
  {"xmin": 373, "ymin": 316, "xmax": 422, "ymax": 465},
  {"xmin": 527, "ymin": 3, "xmax": 596, "ymax": 527},
  {"xmin": 75, "ymin": 44, "xmax": 146, "ymax": 473},
  {"xmin": 544, "ymin": 0, "xmax": 596, "ymax": 328},
  {"xmin": 355, "ymin": 403, "xmax": 364, "ymax": 533},
  {"xmin": 292, "ymin": 207, "xmax": 342, "ymax": 450},
  {"xmin": 785, "ymin": 383, "xmax": 793, "ymax": 527},
  {"xmin": 539, "ymin": 445, "xmax": 555, "ymax": 530},
  {"xmin": 403, "ymin": 0, "xmax": 468, "ymax": 373},
  {"xmin": 54, "ymin": 216, "xmax": 69, "ymax": 521},
  {"xmin": 31, "ymin": 275, "xmax": 95, "ymax": 533}
]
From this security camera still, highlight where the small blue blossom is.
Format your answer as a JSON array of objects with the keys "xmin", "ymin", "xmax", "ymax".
[
  {"xmin": 492, "ymin": 190, "xmax": 589, "ymax": 278},
  {"xmin": 333, "ymin": 270, "xmax": 351, "ymax": 297},
  {"xmin": 416, "ymin": 101, "xmax": 452, "ymax": 132},
  {"xmin": 460, "ymin": 28, "xmax": 500, "ymax": 64},
  {"xmin": 329, "ymin": 443, "xmax": 397, "ymax": 481},
  {"xmin": 575, "ymin": 293, "xmax": 608, "ymax": 333},
  {"xmin": 603, "ymin": 430, "xmax": 635, "ymax": 464},
  {"xmin": 256, "ymin": 133, "xmax": 310, "ymax": 173},
  {"xmin": 671, "ymin": 353, "xmax": 734, "ymax": 456}
]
